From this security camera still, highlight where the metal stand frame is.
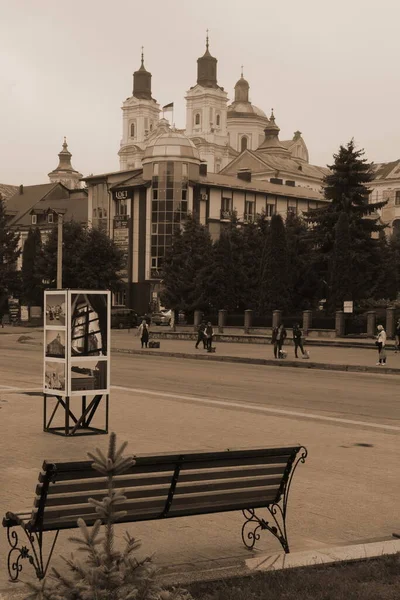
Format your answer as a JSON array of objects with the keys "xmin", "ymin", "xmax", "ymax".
[
  {"xmin": 43, "ymin": 393, "xmax": 109, "ymax": 436},
  {"xmin": 241, "ymin": 446, "xmax": 308, "ymax": 553}
]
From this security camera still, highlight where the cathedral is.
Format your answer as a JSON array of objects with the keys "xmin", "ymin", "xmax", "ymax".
[{"xmin": 118, "ymin": 37, "xmax": 326, "ymax": 191}]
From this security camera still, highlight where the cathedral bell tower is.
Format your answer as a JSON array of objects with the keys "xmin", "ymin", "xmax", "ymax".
[
  {"xmin": 119, "ymin": 49, "xmax": 160, "ymax": 170},
  {"xmin": 185, "ymin": 33, "xmax": 230, "ymax": 173}
]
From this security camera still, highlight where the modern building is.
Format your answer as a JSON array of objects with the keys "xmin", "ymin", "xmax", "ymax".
[{"xmin": 85, "ymin": 120, "xmax": 326, "ymax": 312}]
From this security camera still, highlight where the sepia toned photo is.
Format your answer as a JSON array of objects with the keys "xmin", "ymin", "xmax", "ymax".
[
  {"xmin": 1, "ymin": 1, "xmax": 400, "ymax": 594},
  {"xmin": 45, "ymin": 330, "xmax": 66, "ymax": 358},
  {"xmin": 70, "ymin": 293, "xmax": 108, "ymax": 357},
  {"xmin": 70, "ymin": 359, "xmax": 107, "ymax": 393},
  {"xmin": 45, "ymin": 293, "xmax": 66, "ymax": 327},
  {"xmin": 44, "ymin": 361, "xmax": 66, "ymax": 392}
]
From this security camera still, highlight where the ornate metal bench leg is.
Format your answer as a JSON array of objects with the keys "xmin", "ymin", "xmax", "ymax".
[
  {"xmin": 6, "ymin": 526, "xmax": 59, "ymax": 581},
  {"xmin": 241, "ymin": 507, "xmax": 289, "ymax": 553}
]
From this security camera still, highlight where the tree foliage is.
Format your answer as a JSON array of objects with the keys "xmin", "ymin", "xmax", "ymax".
[
  {"xmin": 38, "ymin": 221, "xmax": 124, "ymax": 291},
  {"xmin": 262, "ymin": 213, "xmax": 290, "ymax": 311},
  {"xmin": 0, "ymin": 196, "xmax": 21, "ymax": 308},
  {"xmin": 330, "ymin": 211, "xmax": 352, "ymax": 310},
  {"xmin": 160, "ymin": 213, "xmax": 213, "ymax": 313},
  {"xmin": 21, "ymin": 227, "xmax": 43, "ymax": 306}
]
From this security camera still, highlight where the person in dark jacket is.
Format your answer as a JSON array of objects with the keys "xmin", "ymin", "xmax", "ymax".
[
  {"xmin": 395, "ymin": 318, "xmax": 400, "ymax": 353},
  {"xmin": 138, "ymin": 320, "xmax": 149, "ymax": 348},
  {"xmin": 293, "ymin": 323, "xmax": 306, "ymax": 358},
  {"xmin": 271, "ymin": 323, "xmax": 287, "ymax": 358},
  {"xmin": 195, "ymin": 321, "xmax": 207, "ymax": 349},
  {"xmin": 205, "ymin": 322, "xmax": 214, "ymax": 351}
]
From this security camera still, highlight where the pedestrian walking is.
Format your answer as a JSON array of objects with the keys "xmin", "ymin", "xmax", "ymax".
[
  {"xmin": 271, "ymin": 323, "xmax": 287, "ymax": 358},
  {"xmin": 138, "ymin": 319, "xmax": 149, "ymax": 349},
  {"xmin": 205, "ymin": 321, "xmax": 214, "ymax": 351},
  {"xmin": 195, "ymin": 321, "xmax": 207, "ymax": 349},
  {"xmin": 395, "ymin": 318, "xmax": 400, "ymax": 353},
  {"xmin": 293, "ymin": 323, "xmax": 306, "ymax": 358},
  {"xmin": 376, "ymin": 324, "xmax": 387, "ymax": 365}
]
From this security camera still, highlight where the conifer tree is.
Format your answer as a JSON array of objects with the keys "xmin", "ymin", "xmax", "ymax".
[
  {"xmin": 330, "ymin": 211, "xmax": 352, "ymax": 310},
  {"xmin": 262, "ymin": 213, "xmax": 290, "ymax": 311},
  {"xmin": 304, "ymin": 139, "xmax": 386, "ymax": 306},
  {"xmin": 160, "ymin": 213, "xmax": 213, "ymax": 313},
  {"xmin": 25, "ymin": 433, "xmax": 193, "ymax": 600},
  {"xmin": 21, "ymin": 227, "xmax": 43, "ymax": 306},
  {"xmin": 0, "ymin": 195, "xmax": 21, "ymax": 304}
]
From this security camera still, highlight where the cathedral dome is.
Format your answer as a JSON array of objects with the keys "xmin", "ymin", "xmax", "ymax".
[
  {"xmin": 143, "ymin": 130, "xmax": 200, "ymax": 162},
  {"xmin": 228, "ymin": 101, "xmax": 267, "ymax": 118}
]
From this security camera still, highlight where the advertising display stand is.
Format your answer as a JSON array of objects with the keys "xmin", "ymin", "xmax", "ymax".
[{"xmin": 43, "ymin": 290, "xmax": 111, "ymax": 436}]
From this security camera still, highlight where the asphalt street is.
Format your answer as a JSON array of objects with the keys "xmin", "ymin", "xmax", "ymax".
[{"xmin": 0, "ymin": 336, "xmax": 399, "ymax": 592}]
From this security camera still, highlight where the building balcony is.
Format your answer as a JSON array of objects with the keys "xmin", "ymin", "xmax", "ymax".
[
  {"xmin": 243, "ymin": 213, "xmax": 254, "ymax": 224},
  {"xmin": 150, "ymin": 268, "xmax": 163, "ymax": 280}
]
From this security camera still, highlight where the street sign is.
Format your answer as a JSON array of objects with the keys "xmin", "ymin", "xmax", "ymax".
[{"xmin": 343, "ymin": 301, "xmax": 353, "ymax": 313}]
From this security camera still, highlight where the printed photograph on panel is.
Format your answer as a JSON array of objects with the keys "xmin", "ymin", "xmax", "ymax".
[
  {"xmin": 44, "ymin": 361, "xmax": 66, "ymax": 391},
  {"xmin": 45, "ymin": 330, "xmax": 66, "ymax": 358},
  {"xmin": 70, "ymin": 293, "xmax": 108, "ymax": 357},
  {"xmin": 70, "ymin": 359, "xmax": 107, "ymax": 392},
  {"xmin": 45, "ymin": 293, "xmax": 66, "ymax": 326}
]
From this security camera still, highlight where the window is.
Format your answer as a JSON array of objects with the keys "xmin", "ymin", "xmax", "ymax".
[
  {"xmin": 195, "ymin": 113, "xmax": 201, "ymax": 125},
  {"xmin": 47, "ymin": 212, "xmax": 54, "ymax": 223},
  {"xmin": 153, "ymin": 163, "xmax": 159, "ymax": 175},
  {"xmin": 116, "ymin": 198, "xmax": 128, "ymax": 216},
  {"xmin": 266, "ymin": 203, "xmax": 275, "ymax": 217},
  {"xmin": 216, "ymin": 114, "xmax": 220, "ymax": 126},
  {"xmin": 241, "ymin": 136, "xmax": 248, "ymax": 152},
  {"xmin": 182, "ymin": 163, "xmax": 188, "ymax": 178},
  {"xmin": 31, "ymin": 214, "xmax": 37, "ymax": 224},
  {"xmin": 221, "ymin": 196, "xmax": 232, "ymax": 219},
  {"xmin": 244, "ymin": 200, "xmax": 254, "ymax": 222},
  {"xmin": 130, "ymin": 122, "xmax": 135, "ymax": 138},
  {"xmin": 395, "ymin": 191, "xmax": 400, "ymax": 206}
]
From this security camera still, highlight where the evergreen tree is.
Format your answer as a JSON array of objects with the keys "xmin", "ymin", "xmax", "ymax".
[
  {"xmin": 262, "ymin": 213, "xmax": 290, "ymax": 311},
  {"xmin": 285, "ymin": 212, "xmax": 319, "ymax": 311},
  {"xmin": 199, "ymin": 213, "xmax": 246, "ymax": 313},
  {"xmin": 38, "ymin": 221, "xmax": 124, "ymax": 291},
  {"xmin": 0, "ymin": 196, "xmax": 21, "ymax": 308},
  {"xmin": 25, "ymin": 434, "xmax": 192, "ymax": 600},
  {"xmin": 160, "ymin": 213, "xmax": 213, "ymax": 313},
  {"xmin": 21, "ymin": 227, "xmax": 43, "ymax": 306},
  {"xmin": 304, "ymin": 139, "xmax": 387, "ymax": 306},
  {"xmin": 330, "ymin": 211, "xmax": 352, "ymax": 310}
]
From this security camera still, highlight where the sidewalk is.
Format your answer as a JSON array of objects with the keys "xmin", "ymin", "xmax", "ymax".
[{"xmin": 112, "ymin": 331, "xmax": 400, "ymax": 375}]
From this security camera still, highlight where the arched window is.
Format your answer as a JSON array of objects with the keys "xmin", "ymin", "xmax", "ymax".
[
  {"xmin": 241, "ymin": 136, "xmax": 248, "ymax": 152},
  {"xmin": 130, "ymin": 123, "xmax": 135, "ymax": 138},
  {"xmin": 195, "ymin": 113, "xmax": 201, "ymax": 125},
  {"xmin": 216, "ymin": 114, "xmax": 220, "ymax": 126}
]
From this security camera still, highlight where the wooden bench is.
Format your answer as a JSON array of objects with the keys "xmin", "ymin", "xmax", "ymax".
[{"xmin": 2, "ymin": 444, "xmax": 307, "ymax": 581}]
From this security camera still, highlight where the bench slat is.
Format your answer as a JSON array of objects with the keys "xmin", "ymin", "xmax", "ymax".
[
  {"xmin": 42, "ymin": 464, "xmax": 287, "ymax": 496},
  {"xmin": 40, "ymin": 453, "xmax": 293, "ymax": 483},
  {"xmin": 37, "ymin": 484, "xmax": 278, "ymax": 524},
  {"xmin": 36, "ymin": 475, "xmax": 284, "ymax": 508}
]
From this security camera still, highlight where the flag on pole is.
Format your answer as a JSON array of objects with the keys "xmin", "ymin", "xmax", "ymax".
[{"xmin": 162, "ymin": 102, "xmax": 174, "ymax": 111}]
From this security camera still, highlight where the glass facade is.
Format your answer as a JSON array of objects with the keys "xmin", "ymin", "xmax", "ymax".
[{"xmin": 151, "ymin": 161, "xmax": 188, "ymax": 275}]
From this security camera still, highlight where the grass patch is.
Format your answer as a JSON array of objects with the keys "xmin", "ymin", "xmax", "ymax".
[{"xmin": 187, "ymin": 553, "xmax": 400, "ymax": 600}]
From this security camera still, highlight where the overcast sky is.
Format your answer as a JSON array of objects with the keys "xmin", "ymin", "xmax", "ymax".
[{"xmin": 1, "ymin": 0, "xmax": 399, "ymax": 185}]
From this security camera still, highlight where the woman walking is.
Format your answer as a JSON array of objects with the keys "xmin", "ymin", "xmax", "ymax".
[
  {"xmin": 205, "ymin": 322, "xmax": 214, "ymax": 351},
  {"xmin": 376, "ymin": 324, "xmax": 387, "ymax": 365},
  {"xmin": 138, "ymin": 319, "xmax": 149, "ymax": 349}
]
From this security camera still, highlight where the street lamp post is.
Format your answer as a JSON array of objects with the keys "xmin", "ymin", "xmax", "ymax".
[{"xmin": 57, "ymin": 213, "xmax": 63, "ymax": 289}]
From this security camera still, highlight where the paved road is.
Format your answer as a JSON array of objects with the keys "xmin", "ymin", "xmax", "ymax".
[{"xmin": 0, "ymin": 337, "xmax": 398, "ymax": 592}]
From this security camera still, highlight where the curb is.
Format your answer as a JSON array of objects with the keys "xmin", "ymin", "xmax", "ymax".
[
  {"xmin": 158, "ymin": 537, "xmax": 400, "ymax": 587},
  {"xmin": 112, "ymin": 347, "xmax": 400, "ymax": 375}
]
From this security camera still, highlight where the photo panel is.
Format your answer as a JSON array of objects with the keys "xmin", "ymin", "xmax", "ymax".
[
  {"xmin": 45, "ymin": 292, "xmax": 67, "ymax": 327},
  {"xmin": 45, "ymin": 329, "xmax": 66, "ymax": 358},
  {"xmin": 44, "ymin": 360, "xmax": 66, "ymax": 393},
  {"xmin": 70, "ymin": 359, "xmax": 108, "ymax": 395},
  {"xmin": 70, "ymin": 292, "xmax": 108, "ymax": 357}
]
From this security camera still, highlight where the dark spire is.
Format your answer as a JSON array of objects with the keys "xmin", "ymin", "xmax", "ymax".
[
  {"xmin": 197, "ymin": 31, "xmax": 218, "ymax": 88},
  {"xmin": 133, "ymin": 47, "xmax": 152, "ymax": 100},
  {"xmin": 257, "ymin": 110, "xmax": 290, "ymax": 156},
  {"xmin": 54, "ymin": 137, "xmax": 75, "ymax": 172},
  {"xmin": 234, "ymin": 67, "xmax": 250, "ymax": 102}
]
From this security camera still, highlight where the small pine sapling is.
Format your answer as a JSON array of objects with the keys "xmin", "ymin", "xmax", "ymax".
[{"xmin": 25, "ymin": 433, "xmax": 193, "ymax": 600}]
